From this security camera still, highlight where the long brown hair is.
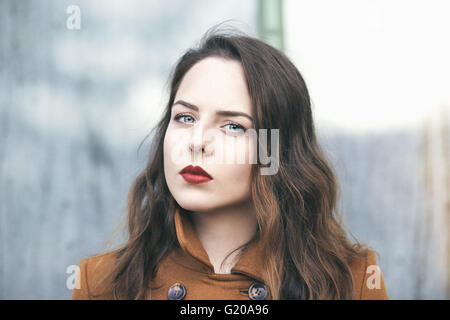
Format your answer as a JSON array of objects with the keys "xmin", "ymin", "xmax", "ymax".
[{"xmin": 92, "ymin": 24, "xmax": 371, "ymax": 300}]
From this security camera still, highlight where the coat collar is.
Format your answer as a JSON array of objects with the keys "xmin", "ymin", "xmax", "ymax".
[{"xmin": 174, "ymin": 207, "xmax": 266, "ymax": 283}]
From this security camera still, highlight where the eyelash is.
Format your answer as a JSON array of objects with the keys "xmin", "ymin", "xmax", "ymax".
[{"xmin": 173, "ymin": 113, "xmax": 246, "ymax": 133}]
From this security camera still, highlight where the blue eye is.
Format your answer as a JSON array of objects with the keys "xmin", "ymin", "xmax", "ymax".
[
  {"xmin": 224, "ymin": 123, "xmax": 245, "ymax": 134},
  {"xmin": 174, "ymin": 114, "xmax": 195, "ymax": 124}
]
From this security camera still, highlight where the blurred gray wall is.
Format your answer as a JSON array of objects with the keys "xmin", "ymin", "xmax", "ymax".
[
  {"xmin": 317, "ymin": 114, "xmax": 449, "ymax": 300},
  {"xmin": 0, "ymin": 0, "xmax": 448, "ymax": 299}
]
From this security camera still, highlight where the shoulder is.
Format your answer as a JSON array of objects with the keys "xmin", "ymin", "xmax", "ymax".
[
  {"xmin": 71, "ymin": 250, "xmax": 118, "ymax": 300},
  {"xmin": 348, "ymin": 249, "xmax": 390, "ymax": 300}
]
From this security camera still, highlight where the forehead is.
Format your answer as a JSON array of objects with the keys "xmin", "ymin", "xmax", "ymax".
[{"xmin": 174, "ymin": 57, "xmax": 253, "ymax": 115}]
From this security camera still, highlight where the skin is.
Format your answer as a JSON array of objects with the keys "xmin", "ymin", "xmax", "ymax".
[{"xmin": 163, "ymin": 57, "xmax": 258, "ymax": 274}]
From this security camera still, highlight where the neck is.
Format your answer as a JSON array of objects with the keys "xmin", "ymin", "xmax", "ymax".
[{"xmin": 188, "ymin": 200, "xmax": 258, "ymax": 274}]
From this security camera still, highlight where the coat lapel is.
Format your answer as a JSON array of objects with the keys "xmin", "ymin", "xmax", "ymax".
[{"xmin": 174, "ymin": 207, "xmax": 266, "ymax": 283}]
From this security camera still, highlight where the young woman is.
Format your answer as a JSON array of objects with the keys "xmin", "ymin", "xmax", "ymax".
[{"xmin": 72, "ymin": 26, "xmax": 389, "ymax": 300}]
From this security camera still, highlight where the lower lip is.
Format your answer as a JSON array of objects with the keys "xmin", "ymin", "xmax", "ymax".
[{"xmin": 180, "ymin": 173, "xmax": 212, "ymax": 184}]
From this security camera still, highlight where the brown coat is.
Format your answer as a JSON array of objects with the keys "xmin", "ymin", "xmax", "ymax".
[{"xmin": 72, "ymin": 208, "xmax": 389, "ymax": 300}]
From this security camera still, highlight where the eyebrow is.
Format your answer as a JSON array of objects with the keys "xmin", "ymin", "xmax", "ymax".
[{"xmin": 173, "ymin": 100, "xmax": 254, "ymax": 122}]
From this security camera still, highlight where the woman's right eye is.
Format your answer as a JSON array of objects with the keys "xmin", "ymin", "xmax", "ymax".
[{"xmin": 174, "ymin": 114, "xmax": 195, "ymax": 124}]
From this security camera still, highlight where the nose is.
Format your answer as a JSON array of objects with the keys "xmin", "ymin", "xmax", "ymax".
[
  {"xmin": 188, "ymin": 125, "xmax": 212, "ymax": 162},
  {"xmin": 188, "ymin": 141, "xmax": 205, "ymax": 155}
]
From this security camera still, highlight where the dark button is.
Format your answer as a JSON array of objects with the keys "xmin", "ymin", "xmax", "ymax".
[
  {"xmin": 248, "ymin": 282, "xmax": 267, "ymax": 300},
  {"xmin": 168, "ymin": 282, "xmax": 186, "ymax": 300}
]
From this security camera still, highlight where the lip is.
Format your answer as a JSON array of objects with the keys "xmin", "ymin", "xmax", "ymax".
[{"xmin": 179, "ymin": 165, "xmax": 213, "ymax": 184}]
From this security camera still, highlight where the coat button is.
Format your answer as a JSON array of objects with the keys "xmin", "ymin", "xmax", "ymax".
[
  {"xmin": 168, "ymin": 282, "xmax": 186, "ymax": 300},
  {"xmin": 248, "ymin": 282, "xmax": 267, "ymax": 300}
]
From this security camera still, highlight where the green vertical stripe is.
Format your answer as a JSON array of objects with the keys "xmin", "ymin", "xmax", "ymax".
[{"xmin": 258, "ymin": 0, "xmax": 285, "ymax": 52}]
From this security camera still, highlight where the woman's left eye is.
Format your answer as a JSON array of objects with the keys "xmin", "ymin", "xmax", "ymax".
[{"xmin": 224, "ymin": 123, "xmax": 245, "ymax": 134}]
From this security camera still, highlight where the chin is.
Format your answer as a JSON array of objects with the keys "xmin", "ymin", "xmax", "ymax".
[
  {"xmin": 177, "ymin": 202, "xmax": 214, "ymax": 213},
  {"xmin": 175, "ymin": 196, "xmax": 222, "ymax": 213}
]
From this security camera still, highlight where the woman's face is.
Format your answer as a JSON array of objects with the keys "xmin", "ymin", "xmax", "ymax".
[{"xmin": 163, "ymin": 57, "xmax": 256, "ymax": 212}]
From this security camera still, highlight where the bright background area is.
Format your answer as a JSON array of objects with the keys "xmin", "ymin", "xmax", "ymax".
[
  {"xmin": 285, "ymin": 0, "xmax": 449, "ymax": 134},
  {"xmin": 0, "ymin": 0, "xmax": 448, "ymax": 299}
]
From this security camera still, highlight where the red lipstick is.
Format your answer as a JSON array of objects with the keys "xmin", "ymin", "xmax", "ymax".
[{"xmin": 179, "ymin": 165, "xmax": 213, "ymax": 184}]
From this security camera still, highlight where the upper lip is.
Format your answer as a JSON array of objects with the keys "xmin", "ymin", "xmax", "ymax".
[{"xmin": 179, "ymin": 165, "xmax": 213, "ymax": 179}]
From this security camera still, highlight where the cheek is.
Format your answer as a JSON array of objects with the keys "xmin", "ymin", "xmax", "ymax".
[
  {"xmin": 164, "ymin": 125, "xmax": 189, "ymax": 168},
  {"xmin": 220, "ymin": 134, "xmax": 256, "ymax": 164},
  {"xmin": 163, "ymin": 132, "xmax": 170, "ymax": 163},
  {"xmin": 219, "ymin": 136, "xmax": 254, "ymax": 183},
  {"xmin": 163, "ymin": 128, "xmax": 176, "ymax": 174},
  {"xmin": 218, "ymin": 162, "xmax": 252, "ymax": 202}
]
